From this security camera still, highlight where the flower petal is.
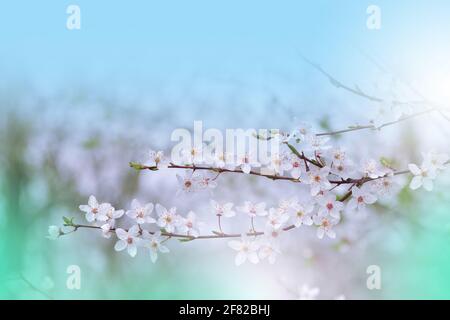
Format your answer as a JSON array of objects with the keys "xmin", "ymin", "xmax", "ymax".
[
  {"xmin": 409, "ymin": 176, "xmax": 423, "ymax": 190},
  {"xmin": 150, "ymin": 250, "xmax": 158, "ymax": 263},
  {"xmin": 115, "ymin": 228, "xmax": 128, "ymax": 240},
  {"xmin": 423, "ymin": 179, "xmax": 434, "ymax": 191},
  {"xmin": 127, "ymin": 244, "xmax": 137, "ymax": 257},
  {"xmin": 248, "ymin": 252, "xmax": 259, "ymax": 264},
  {"xmin": 326, "ymin": 229, "xmax": 336, "ymax": 239},
  {"xmin": 114, "ymin": 240, "xmax": 127, "ymax": 252},
  {"xmin": 79, "ymin": 205, "xmax": 90, "ymax": 213},
  {"xmin": 364, "ymin": 194, "xmax": 377, "ymax": 204},
  {"xmin": 131, "ymin": 199, "xmax": 140, "ymax": 210},
  {"xmin": 88, "ymin": 195, "xmax": 98, "ymax": 208},
  {"xmin": 316, "ymin": 228, "xmax": 325, "ymax": 239},
  {"xmin": 114, "ymin": 210, "xmax": 124, "ymax": 219},
  {"xmin": 155, "ymin": 203, "xmax": 166, "ymax": 216},
  {"xmin": 228, "ymin": 240, "xmax": 242, "ymax": 251},
  {"xmin": 408, "ymin": 164, "xmax": 421, "ymax": 175},
  {"xmin": 235, "ymin": 252, "xmax": 247, "ymax": 266}
]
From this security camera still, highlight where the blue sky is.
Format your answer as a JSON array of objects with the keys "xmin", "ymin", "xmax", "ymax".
[{"xmin": 1, "ymin": 1, "xmax": 450, "ymax": 105}]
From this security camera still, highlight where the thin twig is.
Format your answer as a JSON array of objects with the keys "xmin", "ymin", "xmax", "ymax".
[
  {"xmin": 301, "ymin": 56, "xmax": 447, "ymax": 137},
  {"xmin": 72, "ymin": 223, "xmax": 295, "ymax": 240},
  {"xmin": 316, "ymin": 108, "xmax": 435, "ymax": 137}
]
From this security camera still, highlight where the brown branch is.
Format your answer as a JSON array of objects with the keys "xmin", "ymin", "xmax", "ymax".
[
  {"xmin": 137, "ymin": 163, "xmax": 301, "ymax": 182},
  {"xmin": 285, "ymin": 143, "xmax": 323, "ymax": 168},
  {"xmin": 132, "ymin": 160, "xmax": 417, "ymax": 188}
]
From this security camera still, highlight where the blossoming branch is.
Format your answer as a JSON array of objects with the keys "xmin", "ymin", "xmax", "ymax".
[{"xmin": 48, "ymin": 114, "xmax": 449, "ymax": 266}]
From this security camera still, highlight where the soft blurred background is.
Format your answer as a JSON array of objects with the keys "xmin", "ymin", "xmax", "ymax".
[{"xmin": 1, "ymin": 0, "xmax": 450, "ymax": 299}]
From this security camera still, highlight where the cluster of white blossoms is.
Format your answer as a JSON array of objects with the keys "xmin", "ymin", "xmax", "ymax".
[
  {"xmin": 147, "ymin": 123, "xmax": 405, "ymax": 186},
  {"xmin": 75, "ymin": 196, "xmax": 204, "ymax": 262},
  {"xmin": 68, "ymin": 194, "xmax": 368, "ymax": 265},
  {"xmin": 49, "ymin": 120, "xmax": 449, "ymax": 266}
]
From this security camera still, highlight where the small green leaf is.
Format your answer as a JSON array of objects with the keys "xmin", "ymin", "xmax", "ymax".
[
  {"xmin": 129, "ymin": 162, "xmax": 155, "ymax": 171},
  {"xmin": 63, "ymin": 216, "xmax": 74, "ymax": 226},
  {"xmin": 178, "ymin": 238, "xmax": 194, "ymax": 243},
  {"xmin": 380, "ymin": 157, "xmax": 394, "ymax": 168},
  {"xmin": 319, "ymin": 116, "xmax": 331, "ymax": 131}
]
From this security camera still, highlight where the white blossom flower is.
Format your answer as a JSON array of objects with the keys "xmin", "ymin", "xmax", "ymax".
[
  {"xmin": 304, "ymin": 135, "xmax": 331, "ymax": 152},
  {"xmin": 370, "ymin": 177, "xmax": 400, "ymax": 197},
  {"xmin": 298, "ymin": 284, "xmax": 320, "ymax": 300},
  {"xmin": 181, "ymin": 145, "xmax": 204, "ymax": 165},
  {"xmin": 142, "ymin": 230, "xmax": 169, "ymax": 263},
  {"xmin": 126, "ymin": 199, "xmax": 155, "ymax": 224},
  {"xmin": 347, "ymin": 186, "xmax": 377, "ymax": 211},
  {"xmin": 146, "ymin": 150, "xmax": 169, "ymax": 169},
  {"xmin": 210, "ymin": 200, "xmax": 235, "ymax": 218},
  {"xmin": 291, "ymin": 202, "xmax": 314, "ymax": 227},
  {"xmin": 277, "ymin": 198, "xmax": 296, "ymax": 215},
  {"xmin": 422, "ymin": 151, "xmax": 449, "ymax": 171},
  {"xmin": 93, "ymin": 204, "xmax": 124, "ymax": 238},
  {"xmin": 305, "ymin": 167, "xmax": 332, "ymax": 196},
  {"xmin": 313, "ymin": 215, "xmax": 338, "ymax": 239},
  {"xmin": 258, "ymin": 241, "xmax": 280, "ymax": 264},
  {"xmin": 328, "ymin": 147, "xmax": 347, "ymax": 165},
  {"xmin": 208, "ymin": 151, "xmax": 235, "ymax": 170},
  {"xmin": 178, "ymin": 211, "xmax": 201, "ymax": 237},
  {"xmin": 330, "ymin": 159, "xmax": 355, "ymax": 180},
  {"xmin": 114, "ymin": 225, "xmax": 141, "ymax": 257},
  {"xmin": 264, "ymin": 224, "xmax": 286, "ymax": 241},
  {"xmin": 197, "ymin": 172, "xmax": 218, "ymax": 190},
  {"xmin": 156, "ymin": 204, "xmax": 179, "ymax": 233},
  {"xmin": 296, "ymin": 121, "xmax": 313, "ymax": 139},
  {"xmin": 361, "ymin": 159, "xmax": 386, "ymax": 179},
  {"xmin": 236, "ymin": 153, "xmax": 260, "ymax": 174},
  {"xmin": 237, "ymin": 201, "xmax": 267, "ymax": 217},
  {"xmin": 270, "ymin": 130, "xmax": 293, "ymax": 143},
  {"xmin": 176, "ymin": 170, "xmax": 200, "ymax": 193},
  {"xmin": 79, "ymin": 195, "xmax": 102, "ymax": 223},
  {"xmin": 267, "ymin": 152, "xmax": 290, "ymax": 176},
  {"xmin": 47, "ymin": 225, "xmax": 61, "ymax": 240},
  {"xmin": 100, "ymin": 221, "xmax": 115, "ymax": 239},
  {"xmin": 266, "ymin": 208, "xmax": 290, "ymax": 229},
  {"xmin": 228, "ymin": 235, "xmax": 260, "ymax": 266},
  {"xmin": 317, "ymin": 194, "xmax": 343, "ymax": 218},
  {"xmin": 284, "ymin": 155, "xmax": 305, "ymax": 179},
  {"xmin": 97, "ymin": 203, "xmax": 124, "ymax": 222},
  {"xmin": 408, "ymin": 163, "xmax": 437, "ymax": 191}
]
